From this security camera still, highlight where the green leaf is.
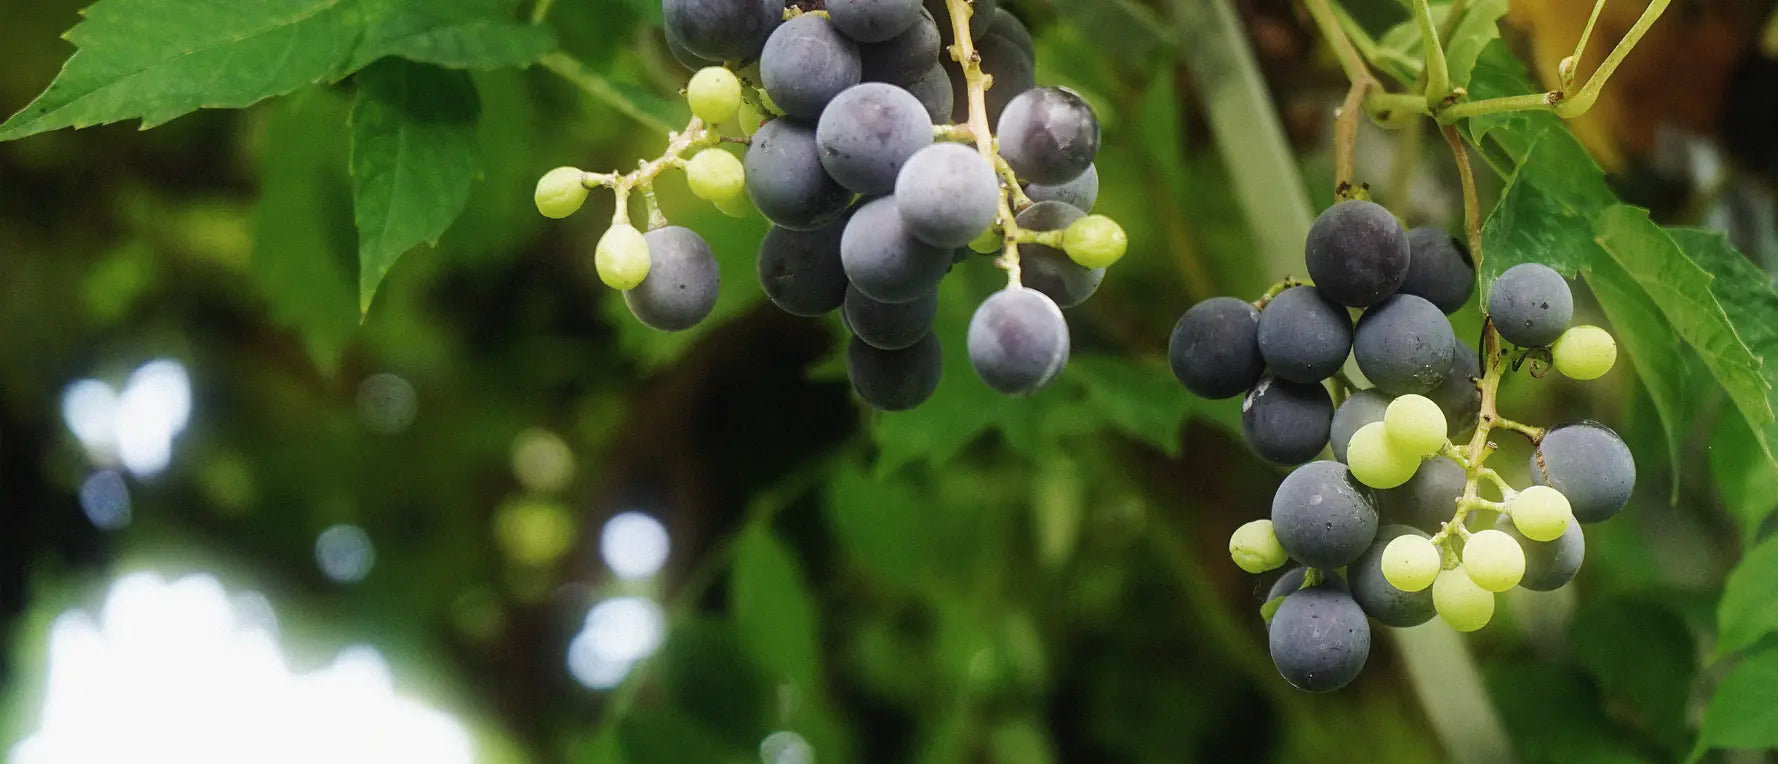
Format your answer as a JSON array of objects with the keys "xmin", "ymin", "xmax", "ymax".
[
  {"xmin": 251, "ymin": 89, "xmax": 359, "ymax": 372},
  {"xmin": 618, "ymin": 708, "xmax": 743, "ymax": 764},
  {"xmin": 1584, "ymin": 258, "xmax": 1694, "ymax": 482},
  {"xmin": 349, "ymin": 59, "xmax": 480, "ymax": 313},
  {"xmin": 1672, "ymin": 227, "xmax": 1778, "ymax": 469},
  {"xmin": 0, "ymin": 0, "xmax": 358, "ymax": 140},
  {"xmin": 1710, "ymin": 414, "xmax": 1778, "ymax": 542},
  {"xmin": 1067, "ymin": 356, "xmax": 1197, "ymax": 456},
  {"xmin": 1442, "ymin": 0, "xmax": 1508, "ymax": 88},
  {"xmin": 730, "ymin": 525, "xmax": 820, "ymax": 692},
  {"xmin": 1477, "ymin": 129, "xmax": 1612, "ymax": 286},
  {"xmin": 1717, "ymin": 535, "xmax": 1778, "ymax": 657},
  {"xmin": 1692, "ymin": 644, "xmax": 1778, "ymax": 760},
  {"xmin": 349, "ymin": 0, "xmax": 555, "ymax": 72}
]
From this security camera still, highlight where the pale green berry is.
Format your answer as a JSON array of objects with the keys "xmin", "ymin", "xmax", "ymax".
[
  {"xmin": 1381, "ymin": 534, "xmax": 1441, "ymax": 592},
  {"xmin": 1509, "ymin": 485, "xmax": 1572, "ymax": 542},
  {"xmin": 1552, "ymin": 325, "xmax": 1616, "ymax": 380},
  {"xmin": 687, "ymin": 67, "xmax": 742, "ymax": 125},
  {"xmin": 1347, "ymin": 421, "xmax": 1420, "ymax": 489},
  {"xmin": 713, "ymin": 189, "xmax": 755, "ymax": 219},
  {"xmin": 1433, "ymin": 567, "xmax": 1495, "ymax": 631},
  {"xmin": 595, "ymin": 223, "xmax": 650, "ymax": 290},
  {"xmin": 1061, "ymin": 214, "xmax": 1127, "ymax": 268},
  {"xmin": 685, "ymin": 148, "xmax": 746, "ymax": 203},
  {"xmin": 534, "ymin": 166, "xmax": 589, "ymax": 219},
  {"xmin": 1384, "ymin": 394, "xmax": 1447, "ymax": 456},
  {"xmin": 968, "ymin": 225, "xmax": 1003, "ymax": 254},
  {"xmin": 1462, "ymin": 529, "xmax": 1526, "ymax": 592},
  {"xmin": 1229, "ymin": 519, "xmax": 1288, "ymax": 574}
]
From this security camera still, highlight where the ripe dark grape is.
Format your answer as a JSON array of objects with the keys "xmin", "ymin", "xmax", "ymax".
[
  {"xmin": 1401, "ymin": 228, "xmax": 1475, "ymax": 314},
  {"xmin": 1024, "ymin": 163, "xmax": 1098, "ymax": 211},
  {"xmin": 1488, "ymin": 263, "xmax": 1573, "ymax": 347},
  {"xmin": 816, "ymin": 83, "xmax": 934, "ymax": 195},
  {"xmin": 1330, "ymin": 388, "xmax": 1390, "ymax": 463},
  {"xmin": 859, "ymin": 8, "xmax": 941, "ymax": 83},
  {"xmin": 761, "ymin": 15, "xmax": 862, "ymax": 119},
  {"xmin": 625, "ymin": 226, "xmax": 720, "ymax": 331},
  {"xmin": 1348, "ymin": 525, "xmax": 1436, "ymax": 627},
  {"xmin": 744, "ymin": 119, "xmax": 854, "ymax": 231},
  {"xmin": 664, "ymin": 25, "xmax": 719, "ymax": 72},
  {"xmin": 841, "ymin": 196, "xmax": 951, "ymax": 303},
  {"xmin": 1380, "ymin": 455, "xmax": 1463, "ymax": 533},
  {"xmin": 844, "ymin": 284, "xmax": 937, "ymax": 350},
  {"xmin": 986, "ymin": 8, "xmax": 1034, "ymax": 61},
  {"xmin": 996, "ymin": 87, "xmax": 1099, "ymax": 185},
  {"xmin": 1169, "ymin": 297, "xmax": 1264, "ymax": 399},
  {"xmin": 1256, "ymin": 286, "xmax": 1352, "ymax": 384},
  {"xmin": 1425, "ymin": 344, "xmax": 1480, "ymax": 437},
  {"xmin": 1353, "ymin": 294, "xmax": 1455, "ymax": 395},
  {"xmin": 1243, "ymin": 377, "xmax": 1335, "ymax": 466},
  {"xmin": 1268, "ymin": 585, "xmax": 1371, "ymax": 693},
  {"xmin": 1304, "ymin": 200, "xmax": 1410, "ymax": 308},
  {"xmin": 967, "ymin": 287, "xmax": 1070, "ymax": 395},
  {"xmin": 847, "ymin": 333, "xmax": 942, "ymax": 411},
  {"xmin": 662, "ymin": 0, "xmax": 781, "ymax": 61},
  {"xmin": 1267, "ymin": 567, "xmax": 1347, "ymax": 602},
  {"xmin": 827, "ymin": 0, "xmax": 922, "ymax": 43},
  {"xmin": 1530, "ymin": 422, "xmax": 1635, "ymax": 523},
  {"xmin": 757, "ymin": 219, "xmax": 850, "ymax": 317},
  {"xmin": 925, "ymin": 0, "xmax": 996, "ymax": 43},
  {"xmin": 1014, "ymin": 201, "xmax": 1102, "ymax": 308},
  {"xmin": 1270, "ymin": 460, "xmax": 1379, "ymax": 568},
  {"xmin": 901, "ymin": 64, "xmax": 954, "ymax": 124},
  {"xmin": 943, "ymin": 33, "xmax": 1035, "ymax": 124},
  {"xmin": 895, "ymin": 143, "xmax": 999, "ymax": 248},
  {"xmin": 1501, "ymin": 519, "xmax": 1585, "ymax": 591}
]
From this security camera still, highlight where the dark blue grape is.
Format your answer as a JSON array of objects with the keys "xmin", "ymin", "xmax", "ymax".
[
  {"xmin": 996, "ymin": 87, "xmax": 1099, "ymax": 185},
  {"xmin": 745, "ymin": 118, "xmax": 854, "ymax": 231},
  {"xmin": 761, "ymin": 15, "xmax": 862, "ymax": 119},
  {"xmin": 1243, "ymin": 377, "xmax": 1334, "ymax": 465},
  {"xmin": 1425, "ymin": 344, "xmax": 1480, "ymax": 437},
  {"xmin": 1488, "ymin": 263, "xmax": 1573, "ymax": 347},
  {"xmin": 664, "ymin": 25, "xmax": 720, "ymax": 71},
  {"xmin": 1024, "ymin": 163, "xmax": 1098, "ymax": 211},
  {"xmin": 757, "ymin": 218, "xmax": 850, "ymax": 316},
  {"xmin": 1270, "ymin": 460, "xmax": 1379, "ymax": 568},
  {"xmin": 1305, "ymin": 200, "xmax": 1410, "ymax": 308},
  {"xmin": 901, "ymin": 64, "xmax": 954, "ymax": 123},
  {"xmin": 1014, "ymin": 201, "xmax": 1102, "ymax": 308},
  {"xmin": 967, "ymin": 287, "xmax": 1070, "ymax": 394},
  {"xmin": 1402, "ymin": 228, "xmax": 1475, "ymax": 314},
  {"xmin": 895, "ymin": 143, "xmax": 999, "ymax": 248},
  {"xmin": 1267, "ymin": 567, "xmax": 1347, "ymax": 602},
  {"xmin": 663, "ymin": 0, "xmax": 781, "ymax": 61},
  {"xmin": 847, "ymin": 332, "xmax": 942, "ymax": 411},
  {"xmin": 1330, "ymin": 388, "xmax": 1390, "ymax": 463},
  {"xmin": 1169, "ymin": 297, "xmax": 1264, "ymax": 399},
  {"xmin": 1348, "ymin": 525, "xmax": 1436, "ymax": 627},
  {"xmin": 1257, "ymin": 286, "xmax": 1352, "ymax": 384},
  {"xmin": 1530, "ymin": 422, "xmax": 1635, "ymax": 523},
  {"xmin": 986, "ymin": 8, "xmax": 1034, "ymax": 61},
  {"xmin": 1269, "ymin": 585, "xmax": 1371, "ymax": 692},
  {"xmin": 1353, "ymin": 294, "xmax": 1455, "ymax": 395},
  {"xmin": 925, "ymin": 0, "xmax": 995, "ymax": 43},
  {"xmin": 1380, "ymin": 455, "xmax": 1463, "ymax": 533},
  {"xmin": 841, "ymin": 196, "xmax": 951, "ymax": 303},
  {"xmin": 827, "ymin": 0, "xmax": 922, "ymax": 43},
  {"xmin": 844, "ymin": 284, "xmax": 936, "ymax": 350},
  {"xmin": 1502, "ymin": 519, "xmax": 1585, "ymax": 591},
  {"xmin": 860, "ymin": 8, "xmax": 940, "ymax": 83},
  {"xmin": 625, "ymin": 226, "xmax": 720, "ymax": 331},
  {"xmin": 816, "ymin": 83, "xmax": 933, "ymax": 195},
  {"xmin": 942, "ymin": 33, "xmax": 1034, "ymax": 124}
]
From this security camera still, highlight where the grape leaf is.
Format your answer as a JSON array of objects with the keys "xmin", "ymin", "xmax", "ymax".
[
  {"xmin": 1584, "ymin": 258, "xmax": 1694, "ymax": 482},
  {"xmin": 730, "ymin": 526, "xmax": 820, "ymax": 692},
  {"xmin": 1477, "ymin": 129, "xmax": 1612, "ymax": 286},
  {"xmin": 1716, "ymin": 535, "xmax": 1778, "ymax": 657},
  {"xmin": 1671, "ymin": 227, "xmax": 1778, "ymax": 473},
  {"xmin": 1442, "ymin": 0, "xmax": 1508, "ymax": 89},
  {"xmin": 349, "ymin": 0, "xmax": 555, "ymax": 72},
  {"xmin": 349, "ymin": 59, "xmax": 480, "ymax": 313},
  {"xmin": 251, "ymin": 89, "xmax": 359, "ymax": 372},
  {"xmin": 1710, "ymin": 414, "xmax": 1778, "ymax": 542},
  {"xmin": 1067, "ymin": 356, "xmax": 1200, "ymax": 456},
  {"xmin": 1692, "ymin": 644, "xmax": 1778, "ymax": 761}
]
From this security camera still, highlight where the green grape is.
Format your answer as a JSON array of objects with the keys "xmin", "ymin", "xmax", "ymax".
[
  {"xmin": 1433, "ymin": 567, "xmax": 1494, "ymax": 631},
  {"xmin": 685, "ymin": 148, "xmax": 746, "ymax": 203},
  {"xmin": 1461, "ymin": 529, "xmax": 1525, "ymax": 592},
  {"xmin": 1348, "ymin": 421, "xmax": 1420, "ymax": 489},
  {"xmin": 1551, "ymin": 324, "xmax": 1616, "ymax": 380},
  {"xmin": 1383, "ymin": 394, "xmax": 1447, "ymax": 456},
  {"xmin": 1380, "ymin": 534, "xmax": 1441, "ymax": 592},
  {"xmin": 713, "ymin": 189, "xmax": 755, "ymax": 219},
  {"xmin": 1229, "ymin": 519, "xmax": 1288, "ymax": 574},
  {"xmin": 736, "ymin": 99, "xmax": 766, "ymax": 138},
  {"xmin": 969, "ymin": 225, "xmax": 1003, "ymax": 254},
  {"xmin": 687, "ymin": 66, "xmax": 742, "ymax": 125},
  {"xmin": 595, "ymin": 223, "xmax": 651, "ymax": 290},
  {"xmin": 1061, "ymin": 214, "xmax": 1127, "ymax": 268},
  {"xmin": 1508, "ymin": 485, "xmax": 1572, "ymax": 542},
  {"xmin": 534, "ymin": 166, "xmax": 589, "ymax": 219}
]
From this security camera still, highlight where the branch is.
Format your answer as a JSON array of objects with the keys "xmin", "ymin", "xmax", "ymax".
[{"xmin": 944, "ymin": 0, "xmax": 1025, "ymax": 287}]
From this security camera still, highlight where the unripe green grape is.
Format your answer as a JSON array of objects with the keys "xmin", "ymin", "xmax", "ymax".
[
  {"xmin": 1229, "ymin": 519, "xmax": 1288, "ymax": 574},
  {"xmin": 1462, "ymin": 529, "xmax": 1525, "ymax": 592},
  {"xmin": 1062, "ymin": 214, "xmax": 1127, "ymax": 268},
  {"xmin": 1348, "ymin": 421, "xmax": 1420, "ymax": 489},
  {"xmin": 969, "ymin": 225, "xmax": 1003, "ymax": 254},
  {"xmin": 1433, "ymin": 567, "xmax": 1494, "ymax": 631},
  {"xmin": 736, "ymin": 99, "xmax": 766, "ymax": 137},
  {"xmin": 685, "ymin": 148, "xmax": 746, "ymax": 203},
  {"xmin": 1509, "ymin": 485, "xmax": 1572, "ymax": 542},
  {"xmin": 687, "ymin": 66, "xmax": 742, "ymax": 124},
  {"xmin": 534, "ymin": 166, "xmax": 589, "ymax": 219},
  {"xmin": 1384, "ymin": 394, "xmax": 1447, "ymax": 456},
  {"xmin": 595, "ymin": 223, "xmax": 651, "ymax": 290},
  {"xmin": 713, "ymin": 189, "xmax": 754, "ymax": 219},
  {"xmin": 1552, "ymin": 324, "xmax": 1616, "ymax": 380},
  {"xmin": 1380, "ymin": 534, "xmax": 1441, "ymax": 592}
]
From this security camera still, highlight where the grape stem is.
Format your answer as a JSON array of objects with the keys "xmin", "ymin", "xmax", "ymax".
[
  {"xmin": 578, "ymin": 116, "xmax": 721, "ymax": 230},
  {"xmin": 1301, "ymin": 0, "xmax": 1380, "ymax": 198},
  {"xmin": 944, "ymin": 0, "xmax": 1026, "ymax": 287},
  {"xmin": 1250, "ymin": 277, "xmax": 1306, "ymax": 309}
]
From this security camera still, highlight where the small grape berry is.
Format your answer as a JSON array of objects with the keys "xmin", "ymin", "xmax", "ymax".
[
  {"xmin": 1433, "ymin": 567, "xmax": 1495, "ymax": 631},
  {"xmin": 687, "ymin": 66, "xmax": 744, "ymax": 124},
  {"xmin": 595, "ymin": 223, "xmax": 651, "ymax": 290},
  {"xmin": 1230, "ymin": 519, "xmax": 1288, "ymax": 574},
  {"xmin": 685, "ymin": 147, "xmax": 746, "ymax": 203},
  {"xmin": 534, "ymin": 167, "xmax": 590, "ymax": 219},
  {"xmin": 1551, "ymin": 324, "xmax": 1617, "ymax": 380},
  {"xmin": 1380, "ymin": 534, "xmax": 1441, "ymax": 592},
  {"xmin": 1461, "ymin": 529, "xmax": 1526, "ymax": 592},
  {"xmin": 1061, "ymin": 214, "xmax": 1127, "ymax": 268},
  {"xmin": 1347, "ymin": 421, "xmax": 1420, "ymax": 489}
]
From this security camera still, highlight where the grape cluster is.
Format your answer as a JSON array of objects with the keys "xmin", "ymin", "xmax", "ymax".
[
  {"xmin": 1187, "ymin": 199, "xmax": 1636, "ymax": 692},
  {"xmin": 536, "ymin": 0, "xmax": 1126, "ymax": 412}
]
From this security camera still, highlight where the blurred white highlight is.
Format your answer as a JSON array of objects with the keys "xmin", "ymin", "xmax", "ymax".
[
  {"xmin": 600, "ymin": 511, "xmax": 669, "ymax": 580},
  {"xmin": 566, "ymin": 596, "xmax": 665, "ymax": 690},
  {"xmin": 60, "ymin": 359, "xmax": 192, "ymax": 478}
]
